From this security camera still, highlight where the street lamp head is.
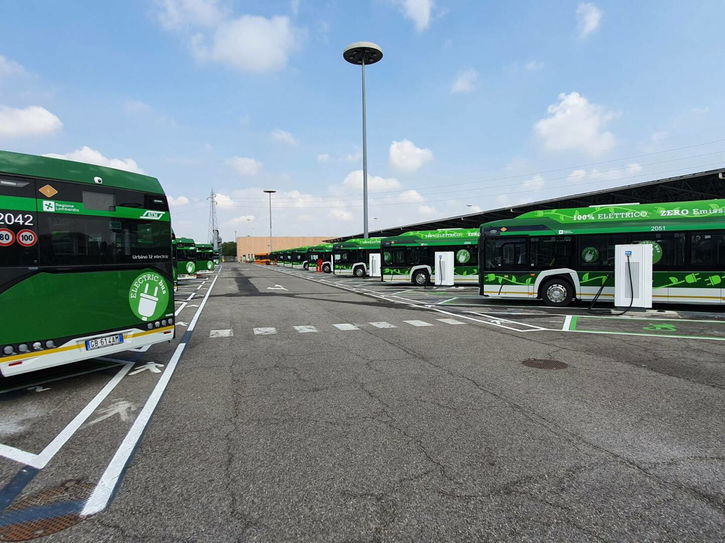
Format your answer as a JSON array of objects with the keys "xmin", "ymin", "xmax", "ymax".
[
  {"xmin": 343, "ymin": 42, "xmax": 383, "ymax": 65},
  {"xmin": 263, "ymin": 189, "xmax": 276, "ymax": 194}
]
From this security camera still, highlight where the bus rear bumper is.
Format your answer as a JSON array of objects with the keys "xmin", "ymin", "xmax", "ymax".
[{"xmin": 0, "ymin": 325, "xmax": 175, "ymax": 377}]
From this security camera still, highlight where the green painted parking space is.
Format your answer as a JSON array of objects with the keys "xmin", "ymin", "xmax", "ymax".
[{"xmin": 564, "ymin": 315, "xmax": 725, "ymax": 341}]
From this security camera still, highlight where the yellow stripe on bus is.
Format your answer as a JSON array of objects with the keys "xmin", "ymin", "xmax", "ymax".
[{"xmin": 0, "ymin": 326, "xmax": 174, "ymax": 364}]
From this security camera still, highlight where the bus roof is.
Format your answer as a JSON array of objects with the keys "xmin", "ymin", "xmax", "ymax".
[
  {"xmin": 333, "ymin": 237, "xmax": 383, "ymax": 250},
  {"xmin": 482, "ymin": 198, "xmax": 725, "ymax": 236},
  {"xmin": 195, "ymin": 243, "xmax": 213, "ymax": 248},
  {"xmin": 0, "ymin": 149, "xmax": 164, "ymax": 194},
  {"xmin": 382, "ymin": 228, "xmax": 479, "ymax": 247},
  {"xmin": 174, "ymin": 237, "xmax": 196, "ymax": 245},
  {"xmin": 307, "ymin": 243, "xmax": 333, "ymax": 251}
]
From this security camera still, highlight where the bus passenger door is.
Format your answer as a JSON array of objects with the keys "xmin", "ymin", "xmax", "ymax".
[
  {"xmin": 368, "ymin": 252, "xmax": 381, "ymax": 277},
  {"xmin": 435, "ymin": 251, "xmax": 454, "ymax": 286}
]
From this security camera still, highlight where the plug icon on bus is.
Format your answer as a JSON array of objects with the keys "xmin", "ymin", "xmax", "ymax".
[{"xmin": 137, "ymin": 283, "xmax": 160, "ymax": 321}]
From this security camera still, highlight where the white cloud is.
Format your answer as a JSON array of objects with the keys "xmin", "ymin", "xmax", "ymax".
[
  {"xmin": 342, "ymin": 170, "xmax": 401, "ymax": 192},
  {"xmin": 124, "ymin": 100, "xmax": 152, "ymax": 114},
  {"xmin": 534, "ymin": 92, "xmax": 618, "ymax": 156},
  {"xmin": 398, "ymin": 189, "xmax": 424, "ymax": 203},
  {"xmin": 568, "ymin": 163, "xmax": 643, "ymax": 182},
  {"xmin": 168, "ymin": 195, "xmax": 190, "ymax": 206},
  {"xmin": 271, "ymin": 128, "xmax": 298, "ymax": 146},
  {"xmin": 0, "ymin": 106, "xmax": 62, "ymax": 138},
  {"xmin": 450, "ymin": 68, "xmax": 478, "ymax": 94},
  {"xmin": 389, "ymin": 139, "xmax": 433, "ymax": 173},
  {"xmin": 576, "ymin": 3, "xmax": 602, "ymax": 38},
  {"xmin": 523, "ymin": 174, "xmax": 545, "ymax": 191},
  {"xmin": 215, "ymin": 192, "xmax": 235, "ymax": 208},
  {"xmin": 418, "ymin": 204, "xmax": 436, "ymax": 216},
  {"xmin": 524, "ymin": 60, "xmax": 544, "ymax": 71},
  {"xmin": 330, "ymin": 208, "xmax": 353, "ymax": 221},
  {"xmin": 317, "ymin": 153, "xmax": 330, "ymax": 163},
  {"xmin": 227, "ymin": 156, "xmax": 262, "ymax": 176},
  {"xmin": 44, "ymin": 146, "xmax": 143, "ymax": 173},
  {"xmin": 193, "ymin": 15, "xmax": 298, "ymax": 73},
  {"xmin": 230, "ymin": 214, "xmax": 255, "ymax": 223},
  {"xmin": 155, "ymin": 0, "xmax": 225, "ymax": 29},
  {"xmin": 394, "ymin": 0, "xmax": 434, "ymax": 32},
  {"xmin": 0, "ymin": 54, "xmax": 26, "ymax": 78}
]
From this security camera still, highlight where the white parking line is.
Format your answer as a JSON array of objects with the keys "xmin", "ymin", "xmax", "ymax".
[
  {"xmin": 253, "ymin": 327, "xmax": 277, "ymax": 335},
  {"xmin": 210, "ymin": 329, "xmax": 233, "ymax": 337},
  {"xmin": 293, "ymin": 325, "xmax": 318, "ymax": 333},
  {"xmin": 333, "ymin": 323, "xmax": 359, "ymax": 330},
  {"xmin": 437, "ymin": 318, "xmax": 465, "ymax": 325},
  {"xmin": 404, "ymin": 320, "xmax": 433, "ymax": 327},
  {"xmin": 369, "ymin": 321, "xmax": 396, "ymax": 328},
  {"xmin": 174, "ymin": 302, "xmax": 187, "ymax": 316}
]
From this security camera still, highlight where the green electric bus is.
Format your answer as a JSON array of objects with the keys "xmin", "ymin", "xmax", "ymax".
[
  {"xmin": 288, "ymin": 247, "xmax": 308, "ymax": 269},
  {"xmin": 0, "ymin": 150, "xmax": 175, "ymax": 377},
  {"xmin": 332, "ymin": 237, "xmax": 383, "ymax": 277},
  {"xmin": 173, "ymin": 237, "xmax": 197, "ymax": 279},
  {"xmin": 381, "ymin": 228, "xmax": 480, "ymax": 285},
  {"xmin": 306, "ymin": 243, "xmax": 333, "ymax": 272},
  {"xmin": 479, "ymin": 199, "xmax": 725, "ymax": 306},
  {"xmin": 195, "ymin": 243, "xmax": 215, "ymax": 274}
]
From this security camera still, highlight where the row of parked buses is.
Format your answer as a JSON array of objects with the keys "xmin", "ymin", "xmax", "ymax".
[
  {"xmin": 0, "ymin": 150, "xmax": 220, "ymax": 378},
  {"xmin": 267, "ymin": 198, "xmax": 725, "ymax": 308},
  {"xmin": 171, "ymin": 237, "xmax": 219, "ymax": 281}
]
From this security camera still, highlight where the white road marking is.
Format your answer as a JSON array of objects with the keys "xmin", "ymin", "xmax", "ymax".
[
  {"xmin": 26, "ymin": 386, "xmax": 51, "ymax": 392},
  {"xmin": 185, "ymin": 293, "xmax": 195, "ymax": 301},
  {"xmin": 81, "ymin": 269, "xmax": 221, "ymax": 517},
  {"xmin": 404, "ymin": 320, "xmax": 433, "ymax": 327},
  {"xmin": 174, "ymin": 302, "xmax": 187, "ymax": 315},
  {"xmin": 130, "ymin": 345, "xmax": 151, "ymax": 353},
  {"xmin": 86, "ymin": 400, "xmax": 136, "ymax": 426},
  {"xmin": 254, "ymin": 327, "xmax": 277, "ymax": 335},
  {"xmin": 129, "ymin": 362, "xmax": 165, "ymax": 375},
  {"xmin": 294, "ymin": 325, "xmax": 318, "ymax": 333},
  {"xmin": 333, "ymin": 323, "xmax": 359, "ymax": 330},
  {"xmin": 176, "ymin": 321, "xmax": 188, "ymax": 327},
  {"xmin": 437, "ymin": 318, "xmax": 465, "ymax": 325},
  {"xmin": 369, "ymin": 321, "xmax": 396, "ymax": 328},
  {"xmin": 267, "ymin": 284, "xmax": 288, "ymax": 291},
  {"xmin": 0, "ymin": 362, "xmax": 134, "ymax": 468},
  {"xmin": 563, "ymin": 315, "xmax": 573, "ymax": 331},
  {"xmin": 210, "ymin": 329, "xmax": 233, "ymax": 338}
]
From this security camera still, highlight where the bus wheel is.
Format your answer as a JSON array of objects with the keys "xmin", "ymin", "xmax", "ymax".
[
  {"xmin": 541, "ymin": 278, "xmax": 573, "ymax": 306},
  {"xmin": 353, "ymin": 266, "xmax": 365, "ymax": 278},
  {"xmin": 322, "ymin": 263, "xmax": 331, "ymax": 273},
  {"xmin": 412, "ymin": 270, "xmax": 430, "ymax": 286}
]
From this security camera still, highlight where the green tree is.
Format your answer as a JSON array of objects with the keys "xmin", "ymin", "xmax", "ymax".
[{"xmin": 221, "ymin": 241, "xmax": 236, "ymax": 257}]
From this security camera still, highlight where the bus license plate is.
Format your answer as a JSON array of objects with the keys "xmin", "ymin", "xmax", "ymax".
[{"xmin": 85, "ymin": 334, "xmax": 124, "ymax": 351}]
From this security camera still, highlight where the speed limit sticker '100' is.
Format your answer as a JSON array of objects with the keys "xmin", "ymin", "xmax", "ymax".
[
  {"xmin": 17, "ymin": 229, "xmax": 38, "ymax": 247},
  {"xmin": 0, "ymin": 228, "xmax": 14, "ymax": 247}
]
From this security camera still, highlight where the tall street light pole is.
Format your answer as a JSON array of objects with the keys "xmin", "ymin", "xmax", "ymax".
[
  {"xmin": 343, "ymin": 42, "xmax": 383, "ymax": 239},
  {"xmin": 263, "ymin": 189, "xmax": 276, "ymax": 254}
]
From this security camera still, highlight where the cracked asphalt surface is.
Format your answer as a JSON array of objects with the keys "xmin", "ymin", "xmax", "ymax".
[{"xmin": 63, "ymin": 263, "xmax": 724, "ymax": 542}]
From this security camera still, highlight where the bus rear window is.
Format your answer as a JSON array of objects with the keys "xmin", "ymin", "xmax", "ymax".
[{"xmin": 83, "ymin": 191, "xmax": 116, "ymax": 211}]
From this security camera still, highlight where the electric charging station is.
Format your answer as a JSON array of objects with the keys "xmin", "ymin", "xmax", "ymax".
[
  {"xmin": 614, "ymin": 244, "xmax": 653, "ymax": 308},
  {"xmin": 368, "ymin": 253, "xmax": 381, "ymax": 277},
  {"xmin": 434, "ymin": 251, "xmax": 455, "ymax": 286}
]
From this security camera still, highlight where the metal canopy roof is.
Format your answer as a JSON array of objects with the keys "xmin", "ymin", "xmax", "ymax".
[{"xmin": 327, "ymin": 168, "xmax": 725, "ymax": 242}]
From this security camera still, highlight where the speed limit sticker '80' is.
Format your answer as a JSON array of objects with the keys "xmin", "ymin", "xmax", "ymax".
[{"xmin": 0, "ymin": 228, "xmax": 14, "ymax": 247}]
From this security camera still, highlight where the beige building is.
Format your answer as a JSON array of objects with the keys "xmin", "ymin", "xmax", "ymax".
[{"xmin": 236, "ymin": 236, "xmax": 331, "ymax": 262}]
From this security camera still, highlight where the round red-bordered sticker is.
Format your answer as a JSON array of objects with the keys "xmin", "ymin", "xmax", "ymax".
[
  {"xmin": 0, "ymin": 228, "xmax": 14, "ymax": 247},
  {"xmin": 16, "ymin": 229, "xmax": 38, "ymax": 247}
]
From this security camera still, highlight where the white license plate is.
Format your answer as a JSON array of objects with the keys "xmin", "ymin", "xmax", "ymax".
[{"xmin": 85, "ymin": 333, "xmax": 124, "ymax": 351}]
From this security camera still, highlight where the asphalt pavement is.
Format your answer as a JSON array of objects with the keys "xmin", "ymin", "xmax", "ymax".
[{"xmin": 2, "ymin": 263, "xmax": 724, "ymax": 542}]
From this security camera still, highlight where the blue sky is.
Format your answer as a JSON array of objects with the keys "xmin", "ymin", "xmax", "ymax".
[{"xmin": 1, "ymin": 0, "xmax": 724, "ymax": 241}]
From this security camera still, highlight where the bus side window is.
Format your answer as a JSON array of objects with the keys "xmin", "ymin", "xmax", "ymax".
[{"xmin": 690, "ymin": 233, "xmax": 725, "ymax": 267}]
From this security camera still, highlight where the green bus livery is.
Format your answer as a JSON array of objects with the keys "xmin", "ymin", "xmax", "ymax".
[
  {"xmin": 195, "ymin": 243, "xmax": 215, "ymax": 274},
  {"xmin": 381, "ymin": 228, "xmax": 480, "ymax": 285},
  {"xmin": 480, "ymin": 199, "xmax": 725, "ymax": 306},
  {"xmin": 288, "ymin": 246, "xmax": 310, "ymax": 269},
  {"xmin": 173, "ymin": 237, "xmax": 197, "ymax": 279},
  {"xmin": 0, "ymin": 150, "xmax": 175, "ymax": 377},
  {"xmin": 306, "ymin": 243, "xmax": 333, "ymax": 272},
  {"xmin": 332, "ymin": 237, "xmax": 382, "ymax": 277}
]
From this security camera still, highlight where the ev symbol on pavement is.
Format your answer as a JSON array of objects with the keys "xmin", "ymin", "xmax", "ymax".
[{"xmin": 642, "ymin": 323, "xmax": 677, "ymax": 332}]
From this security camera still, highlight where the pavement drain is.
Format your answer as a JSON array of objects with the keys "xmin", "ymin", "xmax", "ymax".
[
  {"xmin": 521, "ymin": 358, "xmax": 568, "ymax": 370},
  {"xmin": 0, "ymin": 480, "xmax": 95, "ymax": 541}
]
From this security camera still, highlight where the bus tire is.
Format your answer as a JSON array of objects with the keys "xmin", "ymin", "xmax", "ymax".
[
  {"xmin": 412, "ymin": 270, "xmax": 430, "ymax": 286},
  {"xmin": 353, "ymin": 266, "xmax": 365, "ymax": 278},
  {"xmin": 322, "ymin": 263, "xmax": 331, "ymax": 273},
  {"xmin": 540, "ymin": 277, "xmax": 574, "ymax": 307}
]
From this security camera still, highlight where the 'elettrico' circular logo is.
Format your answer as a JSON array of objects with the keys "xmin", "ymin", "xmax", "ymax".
[{"xmin": 129, "ymin": 272, "xmax": 170, "ymax": 322}]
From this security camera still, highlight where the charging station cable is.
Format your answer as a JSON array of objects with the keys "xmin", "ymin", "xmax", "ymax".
[{"xmin": 588, "ymin": 252, "xmax": 634, "ymax": 316}]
